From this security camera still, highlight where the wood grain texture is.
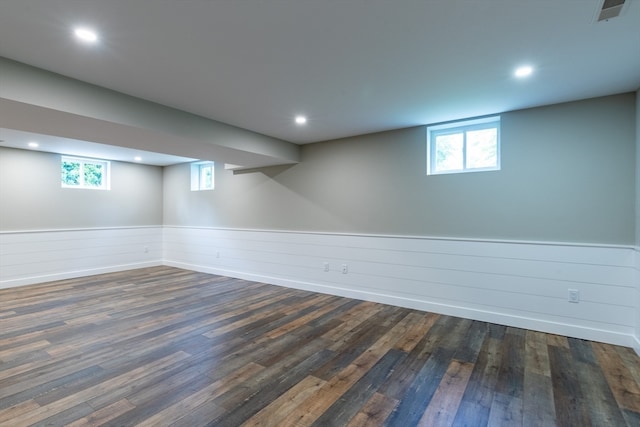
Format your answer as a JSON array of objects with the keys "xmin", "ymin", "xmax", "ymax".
[{"xmin": 1, "ymin": 266, "xmax": 639, "ymax": 426}]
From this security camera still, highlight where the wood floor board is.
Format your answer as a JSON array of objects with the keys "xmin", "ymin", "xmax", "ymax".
[
  {"xmin": 383, "ymin": 346, "xmax": 455, "ymax": 426},
  {"xmin": 345, "ymin": 392, "xmax": 398, "ymax": 427},
  {"xmin": 494, "ymin": 330, "xmax": 525, "ymax": 401},
  {"xmin": 240, "ymin": 375, "xmax": 328, "ymax": 427},
  {"xmin": 249, "ymin": 320, "xmax": 341, "ymax": 368},
  {"xmin": 592, "ymin": 341, "xmax": 640, "ymax": 413},
  {"xmin": 375, "ymin": 330, "xmax": 442, "ymax": 400},
  {"xmin": 548, "ymin": 345, "xmax": 592, "ymax": 426},
  {"xmin": 522, "ymin": 371, "xmax": 556, "ymax": 427},
  {"xmin": 451, "ymin": 336, "xmax": 503, "ymax": 427},
  {"xmin": 416, "ymin": 359, "xmax": 474, "ymax": 427},
  {"xmin": 211, "ymin": 344, "xmax": 331, "ymax": 413},
  {"xmin": 310, "ymin": 349, "xmax": 407, "ymax": 427},
  {"xmin": 209, "ymin": 349, "xmax": 335, "ymax": 426},
  {"xmin": 622, "ymin": 409, "xmax": 640, "ymax": 426},
  {"xmin": 8, "ymin": 365, "xmax": 105, "ymax": 409},
  {"xmin": 66, "ymin": 398, "xmax": 136, "ymax": 427},
  {"xmin": 486, "ymin": 392, "xmax": 523, "ymax": 426},
  {"xmin": 1, "ymin": 266, "xmax": 639, "ymax": 426},
  {"xmin": 30, "ymin": 402, "xmax": 95, "ymax": 427},
  {"xmin": 452, "ymin": 320, "xmax": 488, "ymax": 364},
  {"xmin": 568, "ymin": 337, "xmax": 599, "ymax": 365},
  {"xmin": 104, "ymin": 362, "xmax": 266, "ymax": 427},
  {"xmin": 98, "ymin": 366, "xmax": 230, "ymax": 427},
  {"xmin": 574, "ymin": 361, "xmax": 628, "ymax": 426},
  {"xmin": 312, "ymin": 306, "xmax": 409, "ymax": 382}
]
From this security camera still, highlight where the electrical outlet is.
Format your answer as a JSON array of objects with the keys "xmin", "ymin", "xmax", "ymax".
[
  {"xmin": 323, "ymin": 262, "xmax": 329, "ymax": 272},
  {"xmin": 144, "ymin": 246, "xmax": 149, "ymax": 253},
  {"xmin": 341, "ymin": 264, "xmax": 348, "ymax": 274},
  {"xmin": 568, "ymin": 289, "xmax": 580, "ymax": 303}
]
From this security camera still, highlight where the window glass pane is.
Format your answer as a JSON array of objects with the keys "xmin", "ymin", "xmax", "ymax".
[
  {"xmin": 466, "ymin": 128, "xmax": 497, "ymax": 169},
  {"xmin": 61, "ymin": 157, "xmax": 109, "ymax": 189},
  {"xmin": 200, "ymin": 165, "xmax": 213, "ymax": 189},
  {"xmin": 435, "ymin": 133, "xmax": 463, "ymax": 172},
  {"xmin": 61, "ymin": 161, "xmax": 81, "ymax": 186},
  {"xmin": 83, "ymin": 162, "xmax": 104, "ymax": 188}
]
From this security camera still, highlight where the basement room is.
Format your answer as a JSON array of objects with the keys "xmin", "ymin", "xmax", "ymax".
[{"xmin": 1, "ymin": 0, "xmax": 639, "ymax": 426}]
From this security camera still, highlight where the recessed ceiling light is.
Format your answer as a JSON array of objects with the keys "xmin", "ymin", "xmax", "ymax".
[
  {"xmin": 295, "ymin": 115, "xmax": 307, "ymax": 125},
  {"xmin": 74, "ymin": 27, "xmax": 99, "ymax": 43},
  {"xmin": 28, "ymin": 142, "xmax": 39, "ymax": 148},
  {"xmin": 514, "ymin": 65, "xmax": 533, "ymax": 78}
]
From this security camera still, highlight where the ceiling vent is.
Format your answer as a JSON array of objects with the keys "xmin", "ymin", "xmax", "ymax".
[{"xmin": 596, "ymin": 0, "xmax": 627, "ymax": 21}]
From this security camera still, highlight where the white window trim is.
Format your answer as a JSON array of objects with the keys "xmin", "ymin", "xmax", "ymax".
[
  {"xmin": 190, "ymin": 161, "xmax": 215, "ymax": 191},
  {"xmin": 427, "ymin": 116, "xmax": 501, "ymax": 175},
  {"xmin": 61, "ymin": 156, "xmax": 111, "ymax": 190}
]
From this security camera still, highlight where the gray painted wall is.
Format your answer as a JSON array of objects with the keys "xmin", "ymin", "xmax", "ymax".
[
  {"xmin": 636, "ymin": 89, "xmax": 639, "ymax": 345},
  {"xmin": 637, "ymin": 89, "xmax": 640, "ymax": 248},
  {"xmin": 0, "ymin": 147, "xmax": 163, "ymax": 230},
  {"xmin": 164, "ymin": 93, "xmax": 636, "ymax": 245}
]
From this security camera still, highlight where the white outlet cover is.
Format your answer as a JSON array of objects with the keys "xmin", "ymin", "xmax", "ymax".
[{"xmin": 568, "ymin": 289, "xmax": 580, "ymax": 303}]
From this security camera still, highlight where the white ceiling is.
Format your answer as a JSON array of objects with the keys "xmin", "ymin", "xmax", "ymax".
[{"xmin": 0, "ymin": 0, "xmax": 639, "ymax": 160}]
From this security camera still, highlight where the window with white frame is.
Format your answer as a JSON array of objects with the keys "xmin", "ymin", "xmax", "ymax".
[
  {"xmin": 190, "ymin": 161, "xmax": 215, "ymax": 191},
  {"xmin": 61, "ymin": 156, "xmax": 110, "ymax": 189},
  {"xmin": 427, "ymin": 116, "xmax": 500, "ymax": 175}
]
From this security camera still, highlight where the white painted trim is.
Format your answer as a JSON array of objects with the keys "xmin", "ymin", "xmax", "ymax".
[
  {"xmin": 162, "ymin": 225, "xmax": 633, "ymax": 251},
  {"xmin": 0, "ymin": 225, "xmax": 163, "ymax": 235},
  {"xmin": 0, "ymin": 261, "xmax": 162, "ymax": 289}
]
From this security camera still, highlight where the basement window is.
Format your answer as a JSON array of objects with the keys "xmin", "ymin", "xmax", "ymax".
[
  {"xmin": 61, "ymin": 156, "xmax": 110, "ymax": 190},
  {"xmin": 427, "ymin": 116, "xmax": 500, "ymax": 175},
  {"xmin": 191, "ymin": 161, "xmax": 215, "ymax": 191}
]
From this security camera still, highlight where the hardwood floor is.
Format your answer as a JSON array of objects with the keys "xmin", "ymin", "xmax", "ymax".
[{"xmin": 1, "ymin": 266, "xmax": 639, "ymax": 427}]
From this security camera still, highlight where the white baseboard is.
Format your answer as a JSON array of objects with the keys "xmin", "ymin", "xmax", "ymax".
[{"xmin": 0, "ymin": 261, "xmax": 162, "ymax": 289}]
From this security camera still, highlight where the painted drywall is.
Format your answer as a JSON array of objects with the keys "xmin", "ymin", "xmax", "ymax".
[
  {"xmin": 0, "ymin": 147, "xmax": 163, "ymax": 230},
  {"xmin": 164, "ymin": 93, "xmax": 636, "ymax": 245},
  {"xmin": 636, "ymin": 88, "xmax": 640, "ymax": 248},
  {"xmin": 636, "ymin": 88, "xmax": 640, "ymax": 350},
  {"xmin": 0, "ymin": 57, "xmax": 299, "ymax": 168}
]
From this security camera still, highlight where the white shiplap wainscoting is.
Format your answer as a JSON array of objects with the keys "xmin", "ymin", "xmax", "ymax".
[
  {"xmin": 164, "ymin": 226, "xmax": 638, "ymax": 348},
  {"xmin": 0, "ymin": 227, "xmax": 163, "ymax": 289}
]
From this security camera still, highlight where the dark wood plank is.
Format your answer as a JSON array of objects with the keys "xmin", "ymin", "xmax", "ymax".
[
  {"xmin": 311, "ymin": 349, "xmax": 406, "ymax": 427},
  {"xmin": 548, "ymin": 344, "xmax": 592, "ymax": 426},
  {"xmin": 574, "ymin": 361, "xmax": 628, "ymax": 426},
  {"xmin": 522, "ymin": 330, "xmax": 555, "ymax": 426},
  {"xmin": 417, "ymin": 359, "xmax": 474, "ymax": 426},
  {"xmin": 345, "ymin": 392, "xmax": 398, "ymax": 427},
  {"xmin": 382, "ymin": 346, "xmax": 454, "ymax": 426},
  {"xmin": 241, "ymin": 375, "xmax": 327, "ymax": 427},
  {"xmin": 452, "ymin": 336, "xmax": 503, "ymax": 427},
  {"xmin": 487, "ymin": 328, "xmax": 525, "ymax": 425}
]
